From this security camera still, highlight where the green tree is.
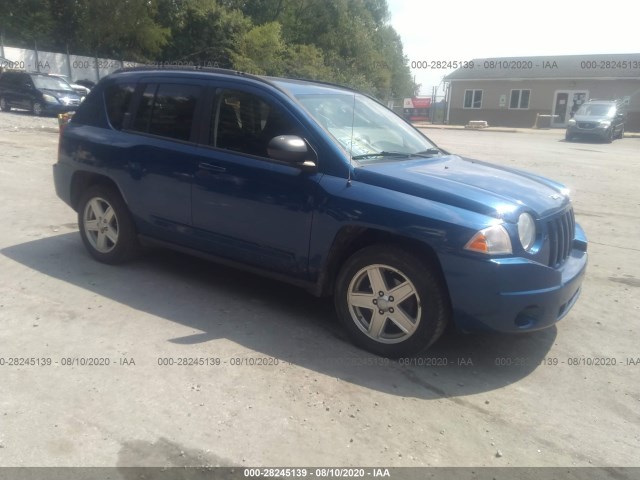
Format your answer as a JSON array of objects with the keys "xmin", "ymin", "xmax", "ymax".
[
  {"xmin": 0, "ymin": 0, "xmax": 54, "ymax": 48},
  {"xmin": 158, "ymin": 0, "xmax": 250, "ymax": 67},
  {"xmin": 232, "ymin": 22, "xmax": 285, "ymax": 75},
  {"xmin": 80, "ymin": 0, "xmax": 170, "ymax": 60}
]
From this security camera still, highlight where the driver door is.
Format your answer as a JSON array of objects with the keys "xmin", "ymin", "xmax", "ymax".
[{"xmin": 191, "ymin": 86, "xmax": 321, "ymax": 279}]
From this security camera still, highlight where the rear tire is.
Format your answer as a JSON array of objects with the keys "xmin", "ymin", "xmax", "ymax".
[
  {"xmin": 77, "ymin": 185, "xmax": 139, "ymax": 264},
  {"xmin": 334, "ymin": 245, "xmax": 450, "ymax": 358}
]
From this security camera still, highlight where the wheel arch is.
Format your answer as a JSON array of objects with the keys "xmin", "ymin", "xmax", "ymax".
[
  {"xmin": 70, "ymin": 171, "xmax": 124, "ymax": 211},
  {"xmin": 316, "ymin": 226, "xmax": 451, "ymax": 304}
]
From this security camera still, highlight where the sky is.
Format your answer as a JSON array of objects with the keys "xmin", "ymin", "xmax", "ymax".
[{"xmin": 386, "ymin": 0, "xmax": 640, "ymax": 97}]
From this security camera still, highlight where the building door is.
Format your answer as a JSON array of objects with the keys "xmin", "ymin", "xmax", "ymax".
[{"xmin": 552, "ymin": 90, "xmax": 588, "ymax": 127}]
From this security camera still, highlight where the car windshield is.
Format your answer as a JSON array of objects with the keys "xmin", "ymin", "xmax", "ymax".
[
  {"xmin": 295, "ymin": 92, "xmax": 440, "ymax": 163},
  {"xmin": 31, "ymin": 75, "xmax": 74, "ymax": 92},
  {"xmin": 576, "ymin": 104, "xmax": 615, "ymax": 117}
]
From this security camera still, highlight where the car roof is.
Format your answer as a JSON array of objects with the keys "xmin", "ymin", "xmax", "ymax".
[{"xmin": 110, "ymin": 67, "xmax": 356, "ymax": 97}]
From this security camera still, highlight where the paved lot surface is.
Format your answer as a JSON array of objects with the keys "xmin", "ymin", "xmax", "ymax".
[{"xmin": 0, "ymin": 110, "xmax": 639, "ymax": 469}]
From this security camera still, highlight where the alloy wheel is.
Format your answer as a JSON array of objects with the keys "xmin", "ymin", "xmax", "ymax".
[
  {"xmin": 347, "ymin": 264, "xmax": 422, "ymax": 344},
  {"xmin": 83, "ymin": 197, "xmax": 119, "ymax": 253}
]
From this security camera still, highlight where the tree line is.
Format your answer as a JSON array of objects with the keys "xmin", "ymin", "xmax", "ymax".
[{"xmin": 0, "ymin": 0, "xmax": 419, "ymax": 99}]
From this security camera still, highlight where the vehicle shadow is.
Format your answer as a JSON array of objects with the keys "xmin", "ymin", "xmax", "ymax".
[
  {"xmin": 561, "ymin": 137, "xmax": 610, "ymax": 144},
  {"xmin": 2, "ymin": 233, "xmax": 558, "ymax": 399}
]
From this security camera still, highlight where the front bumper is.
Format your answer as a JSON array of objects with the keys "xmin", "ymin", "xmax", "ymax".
[
  {"xmin": 44, "ymin": 102, "xmax": 79, "ymax": 114},
  {"xmin": 566, "ymin": 124, "xmax": 610, "ymax": 139},
  {"xmin": 442, "ymin": 224, "xmax": 588, "ymax": 333}
]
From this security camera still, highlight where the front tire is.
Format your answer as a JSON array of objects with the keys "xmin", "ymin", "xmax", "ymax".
[
  {"xmin": 78, "ymin": 185, "xmax": 139, "ymax": 264},
  {"xmin": 0, "ymin": 97, "xmax": 10, "ymax": 112},
  {"xmin": 605, "ymin": 127, "xmax": 614, "ymax": 143},
  {"xmin": 334, "ymin": 245, "xmax": 450, "ymax": 357},
  {"xmin": 32, "ymin": 101, "xmax": 43, "ymax": 116}
]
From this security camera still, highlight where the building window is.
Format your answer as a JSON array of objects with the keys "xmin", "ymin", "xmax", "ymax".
[
  {"xmin": 463, "ymin": 90, "xmax": 482, "ymax": 109},
  {"xmin": 509, "ymin": 89, "xmax": 530, "ymax": 109}
]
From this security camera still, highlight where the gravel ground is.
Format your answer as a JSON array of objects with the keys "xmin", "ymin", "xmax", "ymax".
[{"xmin": 0, "ymin": 111, "xmax": 639, "ymax": 475}]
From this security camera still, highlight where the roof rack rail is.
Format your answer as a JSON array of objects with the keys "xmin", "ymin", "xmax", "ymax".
[{"xmin": 109, "ymin": 65, "xmax": 362, "ymax": 98}]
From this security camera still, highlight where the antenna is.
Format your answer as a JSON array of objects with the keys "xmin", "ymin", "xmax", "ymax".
[{"xmin": 347, "ymin": 93, "xmax": 356, "ymax": 187}]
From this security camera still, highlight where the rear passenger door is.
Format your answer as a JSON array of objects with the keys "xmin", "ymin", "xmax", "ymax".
[
  {"xmin": 115, "ymin": 79, "xmax": 205, "ymax": 244},
  {"xmin": 191, "ymin": 85, "xmax": 321, "ymax": 279}
]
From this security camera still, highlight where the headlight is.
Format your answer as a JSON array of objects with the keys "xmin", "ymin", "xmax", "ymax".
[
  {"xmin": 599, "ymin": 120, "xmax": 611, "ymax": 127},
  {"xmin": 43, "ymin": 94, "xmax": 58, "ymax": 103},
  {"xmin": 568, "ymin": 119, "xmax": 576, "ymax": 126},
  {"xmin": 517, "ymin": 213, "xmax": 536, "ymax": 251},
  {"xmin": 464, "ymin": 225, "xmax": 512, "ymax": 255}
]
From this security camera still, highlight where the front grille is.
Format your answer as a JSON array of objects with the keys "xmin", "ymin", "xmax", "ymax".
[
  {"xmin": 577, "ymin": 122, "xmax": 597, "ymax": 129},
  {"xmin": 546, "ymin": 208, "xmax": 575, "ymax": 268}
]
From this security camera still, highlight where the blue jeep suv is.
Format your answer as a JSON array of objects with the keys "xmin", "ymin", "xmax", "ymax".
[{"xmin": 53, "ymin": 67, "xmax": 587, "ymax": 357}]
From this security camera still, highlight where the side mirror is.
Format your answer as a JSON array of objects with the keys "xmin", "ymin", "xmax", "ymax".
[{"xmin": 267, "ymin": 135, "xmax": 315, "ymax": 167}]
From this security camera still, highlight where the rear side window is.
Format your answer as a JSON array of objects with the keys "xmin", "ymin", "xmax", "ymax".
[
  {"xmin": 0, "ymin": 72, "xmax": 22, "ymax": 87},
  {"xmin": 104, "ymin": 83, "xmax": 135, "ymax": 130},
  {"xmin": 131, "ymin": 83, "xmax": 202, "ymax": 142}
]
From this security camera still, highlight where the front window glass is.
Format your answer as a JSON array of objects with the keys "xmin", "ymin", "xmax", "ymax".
[
  {"xmin": 31, "ymin": 75, "xmax": 74, "ymax": 92},
  {"xmin": 576, "ymin": 104, "xmax": 616, "ymax": 117},
  {"xmin": 296, "ymin": 93, "xmax": 439, "ymax": 162},
  {"xmin": 212, "ymin": 90, "xmax": 300, "ymax": 157}
]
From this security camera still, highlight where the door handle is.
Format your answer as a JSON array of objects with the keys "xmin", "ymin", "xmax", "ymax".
[{"xmin": 198, "ymin": 162, "xmax": 226, "ymax": 173}]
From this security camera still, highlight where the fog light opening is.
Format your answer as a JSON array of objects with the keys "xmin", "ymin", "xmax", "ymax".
[{"xmin": 515, "ymin": 307, "xmax": 541, "ymax": 329}]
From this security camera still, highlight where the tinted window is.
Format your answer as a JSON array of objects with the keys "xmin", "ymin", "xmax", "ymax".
[
  {"xmin": 0, "ymin": 72, "xmax": 22, "ymax": 87},
  {"xmin": 72, "ymin": 89, "xmax": 103, "ymax": 127},
  {"xmin": 212, "ymin": 90, "xmax": 299, "ymax": 157},
  {"xmin": 104, "ymin": 83, "xmax": 135, "ymax": 130},
  {"xmin": 132, "ymin": 84, "xmax": 156, "ymax": 132},
  {"xmin": 132, "ymin": 83, "xmax": 202, "ymax": 141}
]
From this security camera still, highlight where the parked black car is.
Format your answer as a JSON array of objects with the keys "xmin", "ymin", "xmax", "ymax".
[
  {"xmin": 0, "ymin": 70, "xmax": 82, "ymax": 116},
  {"xmin": 566, "ymin": 100, "xmax": 625, "ymax": 142}
]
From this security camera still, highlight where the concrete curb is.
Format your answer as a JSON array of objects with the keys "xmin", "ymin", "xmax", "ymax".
[{"xmin": 413, "ymin": 123, "xmax": 640, "ymax": 138}]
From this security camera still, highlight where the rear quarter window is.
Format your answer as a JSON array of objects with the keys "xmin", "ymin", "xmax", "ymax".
[{"xmin": 71, "ymin": 87, "xmax": 106, "ymax": 127}]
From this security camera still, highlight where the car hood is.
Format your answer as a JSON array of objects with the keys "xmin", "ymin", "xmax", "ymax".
[
  {"xmin": 353, "ymin": 155, "xmax": 570, "ymax": 221},
  {"xmin": 42, "ymin": 88, "xmax": 80, "ymax": 99}
]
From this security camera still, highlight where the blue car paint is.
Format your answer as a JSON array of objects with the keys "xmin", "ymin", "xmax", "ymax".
[{"xmin": 53, "ymin": 70, "xmax": 587, "ymax": 335}]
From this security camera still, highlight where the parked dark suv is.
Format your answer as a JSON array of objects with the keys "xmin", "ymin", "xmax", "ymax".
[
  {"xmin": 566, "ymin": 100, "xmax": 625, "ymax": 142},
  {"xmin": 53, "ymin": 67, "xmax": 588, "ymax": 357},
  {"xmin": 0, "ymin": 70, "xmax": 82, "ymax": 115}
]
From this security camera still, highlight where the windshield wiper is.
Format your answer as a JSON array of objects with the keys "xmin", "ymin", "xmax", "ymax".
[
  {"xmin": 411, "ymin": 148, "xmax": 442, "ymax": 157},
  {"xmin": 351, "ymin": 151, "xmax": 410, "ymax": 160}
]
